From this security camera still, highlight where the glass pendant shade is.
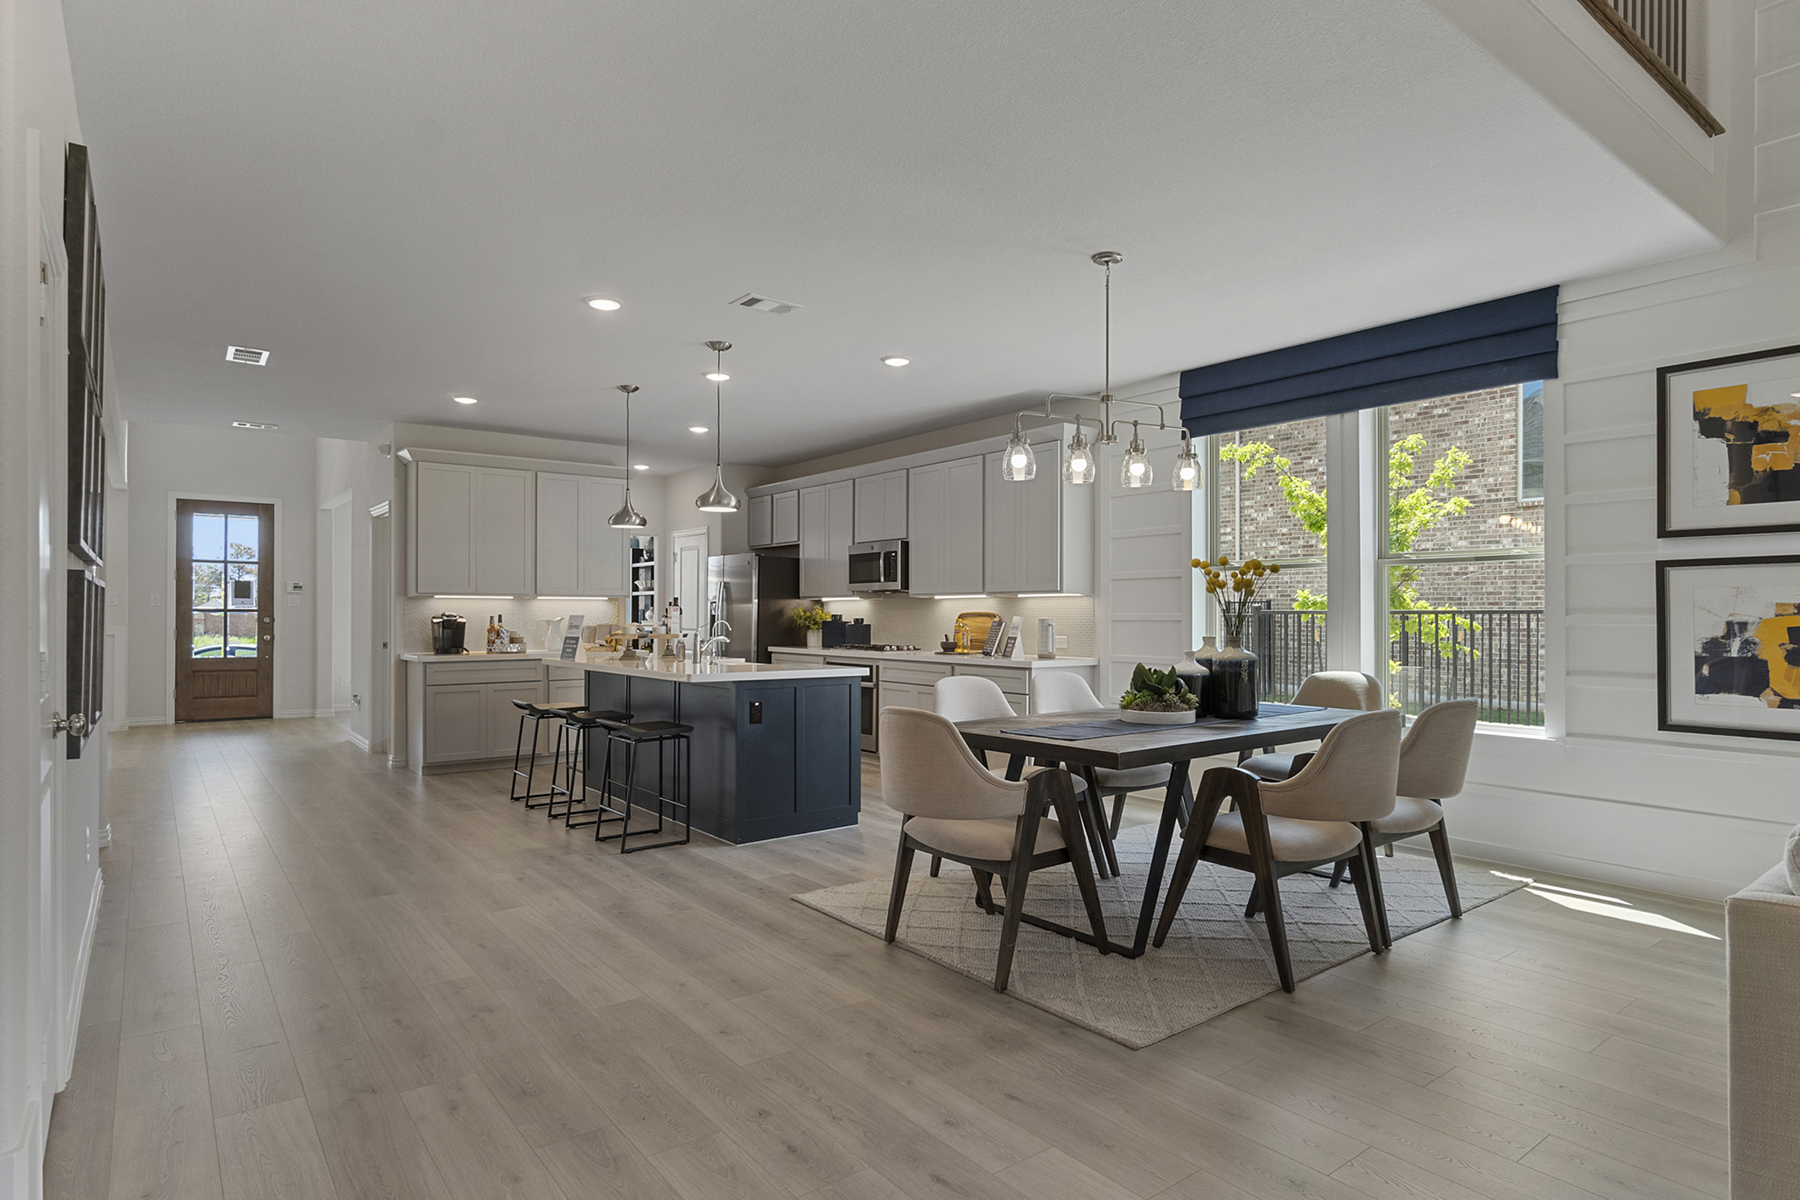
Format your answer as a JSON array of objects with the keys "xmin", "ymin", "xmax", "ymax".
[
  {"xmin": 695, "ymin": 465, "xmax": 738, "ymax": 513},
  {"xmin": 1001, "ymin": 418, "xmax": 1036, "ymax": 482},
  {"xmin": 1120, "ymin": 422, "xmax": 1153, "ymax": 488},
  {"xmin": 1062, "ymin": 421, "xmax": 1096, "ymax": 484},
  {"xmin": 693, "ymin": 341, "xmax": 740, "ymax": 513},
  {"xmin": 1172, "ymin": 432, "xmax": 1201, "ymax": 492}
]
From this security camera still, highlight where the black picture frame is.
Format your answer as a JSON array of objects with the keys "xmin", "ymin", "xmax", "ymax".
[
  {"xmin": 1657, "ymin": 343, "xmax": 1800, "ymax": 538},
  {"xmin": 1657, "ymin": 553, "xmax": 1800, "ymax": 741},
  {"xmin": 65, "ymin": 141, "xmax": 107, "ymax": 568}
]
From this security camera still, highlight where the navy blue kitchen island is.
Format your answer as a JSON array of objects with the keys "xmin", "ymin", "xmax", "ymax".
[{"xmin": 577, "ymin": 655, "xmax": 865, "ymax": 844}]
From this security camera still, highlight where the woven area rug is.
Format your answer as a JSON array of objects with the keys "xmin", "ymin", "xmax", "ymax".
[{"xmin": 795, "ymin": 825, "xmax": 1526, "ymax": 1048}]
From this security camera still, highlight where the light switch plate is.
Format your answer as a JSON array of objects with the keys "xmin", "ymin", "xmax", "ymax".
[
  {"xmin": 1056, "ymin": 636, "xmax": 1069, "ymax": 648},
  {"xmin": 286, "ymin": 595, "xmax": 301, "ymax": 607}
]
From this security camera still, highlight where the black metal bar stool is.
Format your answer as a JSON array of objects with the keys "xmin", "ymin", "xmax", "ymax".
[
  {"xmin": 510, "ymin": 700, "xmax": 583, "ymax": 807},
  {"xmin": 551, "ymin": 707, "xmax": 634, "ymax": 828},
  {"xmin": 594, "ymin": 720, "xmax": 693, "ymax": 853}
]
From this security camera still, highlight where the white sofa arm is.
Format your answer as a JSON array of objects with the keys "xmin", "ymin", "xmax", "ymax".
[{"xmin": 1727, "ymin": 865, "xmax": 1800, "ymax": 1200}]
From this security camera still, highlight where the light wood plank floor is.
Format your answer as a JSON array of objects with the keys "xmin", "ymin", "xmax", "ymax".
[{"xmin": 47, "ymin": 718, "xmax": 1730, "ymax": 1200}]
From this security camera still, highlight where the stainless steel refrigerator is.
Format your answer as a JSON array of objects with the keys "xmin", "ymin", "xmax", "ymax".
[{"xmin": 707, "ymin": 554, "xmax": 800, "ymax": 663}]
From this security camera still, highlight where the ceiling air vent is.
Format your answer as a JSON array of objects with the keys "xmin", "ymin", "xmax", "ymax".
[
  {"xmin": 728, "ymin": 293, "xmax": 801, "ymax": 315},
  {"xmin": 226, "ymin": 345, "xmax": 270, "ymax": 365}
]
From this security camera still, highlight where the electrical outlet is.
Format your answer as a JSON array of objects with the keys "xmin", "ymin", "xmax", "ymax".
[
  {"xmin": 1056, "ymin": 636, "xmax": 1069, "ymax": 648},
  {"xmin": 749, "ymin": 701, "xmax": 763, "ymax": 724}
]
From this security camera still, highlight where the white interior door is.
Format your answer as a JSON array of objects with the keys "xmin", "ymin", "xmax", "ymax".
[
  {"xmin": 1095, "ymin": 424, "xmax": 1199, "ymax": 701},
  {"xmin": 672, "ymin": 528, "xmax": 708, "ymax": 643},
  {"xmin": 369, "ymin": 508, "xmax": 392, "ymax": 755}
]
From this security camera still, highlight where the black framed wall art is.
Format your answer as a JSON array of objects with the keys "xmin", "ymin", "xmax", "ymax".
[
  {"xmin": 1657, "ymin": 343, "xmax": 1800, "ymax": 538},
  {"xmin": 1658, "ymin": 555, "xmax": 1800, "ymax": 740}
]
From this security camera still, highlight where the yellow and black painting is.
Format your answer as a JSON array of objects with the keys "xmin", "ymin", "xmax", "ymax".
[
  {"xmin": 1692, "ymin": 385, "xmax": 1800, "ymax": 506},
  {"xmin": 1694, "ymin": 592, "xmax": 1800, "ymax": 709}
]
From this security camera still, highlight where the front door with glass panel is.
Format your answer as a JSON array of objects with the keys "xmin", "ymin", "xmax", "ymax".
[{"xmin": 175, "ymin": 499, "xmax": 275, "ymax": 720}]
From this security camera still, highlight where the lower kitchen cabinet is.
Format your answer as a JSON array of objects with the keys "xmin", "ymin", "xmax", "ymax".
[{"xmin": 406, "ymin": 658, "xmax": 553, "ymax": 771}]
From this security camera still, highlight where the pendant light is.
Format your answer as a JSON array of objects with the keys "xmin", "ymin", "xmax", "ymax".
[
  {"xmin": 1120, "ymin": 420, "xmax": 1153, "ymax": 488},
  {"xmin": 1172, "ymin": 429, "xmax": 1201, "ymax": 492},
  {"xmin": 608, "ymin": 385, "xmax": 648, "ymax": 528},
  {"xmin": 694, "ymin": 340, "xmax": 739, "ymax": 513},
  {"xmin": 1001, "ymin": 415, "xmax": 1037, "ymax": 481},
  {"xmin": 1062, "ymin": 416, "xmax": 1096, "ymax": 484}
]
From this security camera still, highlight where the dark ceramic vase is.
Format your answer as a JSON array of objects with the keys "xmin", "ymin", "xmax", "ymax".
[
  {"xmin": 1211, "ymin": 635, "xmax": 1258, "ymax": 720},
  {"xmin": 1191, "ymin": 635, "xmax": 1218, "ymax": 717}
]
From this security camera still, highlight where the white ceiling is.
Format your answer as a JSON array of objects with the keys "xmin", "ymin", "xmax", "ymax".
[{"xmin": 63, "ymin": 0, "xmax": 1716, "ymax": 472}]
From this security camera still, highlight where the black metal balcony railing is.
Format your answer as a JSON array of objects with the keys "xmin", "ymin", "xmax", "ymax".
[{"xmin": 1244, "ymin": 606, "xmax": 1546, "ymax": 727}]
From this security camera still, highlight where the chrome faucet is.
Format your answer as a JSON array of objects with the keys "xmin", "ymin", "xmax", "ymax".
[{"xmin": 699, "ymin": 635, "xmax": 732, "ymax": 664}]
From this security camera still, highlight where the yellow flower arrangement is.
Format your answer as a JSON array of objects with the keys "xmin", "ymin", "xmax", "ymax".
[{"xmin": 1191, "ymin": 555, "xmax": 1280, "ymax": 640}]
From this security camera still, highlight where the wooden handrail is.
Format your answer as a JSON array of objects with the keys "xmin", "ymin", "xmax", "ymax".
[{"xmin": 1573, "ymin": 0, "xmax": 1724, "ymax": 136}]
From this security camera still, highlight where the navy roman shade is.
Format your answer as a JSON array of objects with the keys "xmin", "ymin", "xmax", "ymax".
[{"xmin": 1179, "ymin": 286, "xmax": 1559, "ymax": 438}]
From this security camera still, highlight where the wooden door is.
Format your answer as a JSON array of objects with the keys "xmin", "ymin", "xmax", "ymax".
[{"xmin": 175, "ymin": 499, "xmax": 274, "ymax": 720}]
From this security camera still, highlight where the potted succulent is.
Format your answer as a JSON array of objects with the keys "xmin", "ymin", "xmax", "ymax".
[
  {"xmin": 1118, "ymin": 663, "xmax": 1200, "ymax": 725},
  {"xmin": 789, "ymin": 604, "xmax": 831, "ymax": 649}
]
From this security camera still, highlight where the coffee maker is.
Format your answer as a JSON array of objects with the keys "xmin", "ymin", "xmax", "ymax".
[{"xmin": 430, "ymin": 613, "xmax": 468, "ymax": 654}]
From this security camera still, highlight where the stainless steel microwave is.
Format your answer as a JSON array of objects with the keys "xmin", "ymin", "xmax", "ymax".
[{"xmin": 847, "ymin": 540, "xmax": 908, "ymax": 593}]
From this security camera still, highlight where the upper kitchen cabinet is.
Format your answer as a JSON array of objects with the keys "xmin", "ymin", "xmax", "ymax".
[
  {"xmin": 983, "ymin": 439, "xmax": 1093, "ymax": 595},
  {"xmin": 907, "ymin": 455, "xmax": 984, "ymax": 596},
  {"xmin": 853, "ymin": 469, "xmax": 907, "ymax": 543},
  {"xmin": 749, "ymin": 488, "xmax": 800, "ymax": 547},
  {"xmin": 410, "ymin": 461, "xmax": 536, "ymax": 596},
  {"xmin": 799, "ymin": 479, "xmax": 854, "ymax": 597},
  {"xmin": 535, "ymin": 472, "xmax": 628, "ymax": 597}
]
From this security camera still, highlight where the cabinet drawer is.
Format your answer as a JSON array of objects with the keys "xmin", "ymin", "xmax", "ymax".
[
  {"xmin": 546, "ymin": 664, "xmax": 587, "ymax": 683},
  {"xmin": 770, "ymin": 652, "xmax": 817, "ymax": 667},
  {"xmin": 424, "ymin": 660, "xmax": 545, "ymax": 686},
  {"xmin": 882, "ymin": 662, "xmax": 953, "ymax": 686},
  {"xmin": 950, "ymin": 661, "xmax": 1030, "ymax": 686}
]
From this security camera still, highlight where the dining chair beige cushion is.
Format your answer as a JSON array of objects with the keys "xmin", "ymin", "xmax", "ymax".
[
  {"xmin": 1396, "ymin": 699, "xmax": 1478, "ymax": 801},
  {"xmin": 1238, "ymin": 752, "xmax": 1300, "ymax": 780},
  {"xmin": 1093, "ymin": 763, "xmax": 1172, "ymax": 790},
  {"xmin": 1293, "ymin": 671, "xmax": 1385, "ymax": 712},
  {"xmin": 878, "ymin": 708, "xmax": 1027, "ymax": 821},
  {"xmin": 1205, "ymin": 811, "xmax": 1363, "ymax": 862},
  {"xmin": 1370, "ymin": 795, "xmax": 1444, "ymax": 835},
  {"xmin": 903, "ymin": 815, "xmax": 1067, "ymax": 861},
  {"xmin": 1031, "ymin": 672, "xmax": 1109, "ymax": 714},
  {"xmin": 934, "ymin": 675, "xmax": 1016, "ymax": 722},
  {"xmin": 1256, "ymin": 709, "xmax": 1401, "ymax": 823}
]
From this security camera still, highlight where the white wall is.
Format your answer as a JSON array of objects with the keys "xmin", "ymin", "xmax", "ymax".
[
  {"xmin": 125, "ymin": 421, "xmax": 320, "ymax": 723},
  {"xmin": 1448, "ymin": 0, "xmax": 1800, "ymax": 900}
]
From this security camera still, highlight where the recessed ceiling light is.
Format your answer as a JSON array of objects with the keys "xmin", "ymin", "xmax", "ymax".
[
  {"xmin": 705, "ymin": 371, "xmax": 730, "ymax": 382},
  {"xmin": 586, "ymin": 297, "xmax": 622, "ymax": 311},
  {"xmin": 881, "ymin": 356, "xmax": 910, "ymax": 367},
  {"xmin": 452, "ymin": 396, "xmax": 478, "ymax": 405},
  {"xmin": 633, "ymin": 463, "xmax": 649, "ymax": 471},
  {"xmin": 226, "ymin": 346, "xmax": 270, "ymax": 366},
  {"xmin": 689, "ymin": 425, "xmax": 709, "ymax": 434},
  {"xmin": 231, "ymin": 420, "xmax": 278, "ymax": 430}
]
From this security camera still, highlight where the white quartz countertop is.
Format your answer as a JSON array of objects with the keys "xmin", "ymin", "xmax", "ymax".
[
  {"xmin": 573, "ymin": 653, "xmax": 864, "ymax": 683},
  {"xmin": 767, "ymin": 645, "xmax": 1099, "ymax": 669},
  {"xmin": 399, "ymin": 650, "xmax": 555, "ymax": 662}
]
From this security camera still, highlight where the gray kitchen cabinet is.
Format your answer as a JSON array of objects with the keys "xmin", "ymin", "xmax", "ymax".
[
  {"xmin": 423, "ymin": 683, "xmax": 487, "ymax": 763},
  {"xmin": 536, "ymin": 472, "xmax": 628, "ymax": 597},
  {"xmin": 770, "ymin": 489, "xmax": 800, "ymax": 545},
  {"xmin": 982, "ymin": 439, "xmax": 1090, "ymax": 594},
  {"xmin": 410, "ymin": 461, "xmax": 536, "ymax": 596},
  {"xmin": 484, "ymin": 681, "xmax": 546, "ymax": 758},
  {"xmin": 747, "ymin": 494, "xmax": 773, "ymax": 548},
  {"xmin": 907, "ymin": 455, "xmax": 984, "ymax": 596},
  {"xmin": 407, "ymin": 659, "xmax": 550, "ymax": 770},
  {"xmin": 799, "ymin": 479, "xmax": 854, "ymax": 598},
  {"xmin": 853, "ymin": 469, "xmax": 908, "ymax": 542}
]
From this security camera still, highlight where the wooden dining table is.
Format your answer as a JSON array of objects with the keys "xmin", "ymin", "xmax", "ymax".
[{"xmin": 954, "ymin": 704, "xmax": 1367, "ymax": 958}]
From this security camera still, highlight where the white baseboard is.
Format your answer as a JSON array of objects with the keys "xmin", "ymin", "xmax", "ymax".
[
  {"xmin": 127, "ymin": 713, "xmax": 171, "ymax": 726},
  {"xmin": 60, "ymin": 873, "xmax": 103, "ymax": 1087},
  {"xmin": 276, "ymin": 709, "xmax": 318, "ymax": 720},
  {"xmin": 346, "ymin": 730, "xmax": 371, "ymax": 752},
  {"xmin": 0, "ymin": 1100, "xmax": 42, "ymax": 1200}
]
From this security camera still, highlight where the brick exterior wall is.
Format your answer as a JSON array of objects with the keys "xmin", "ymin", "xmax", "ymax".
[{"xmin": 1213, "ymin": 386, "xmax": 1545, "ymax": 612}]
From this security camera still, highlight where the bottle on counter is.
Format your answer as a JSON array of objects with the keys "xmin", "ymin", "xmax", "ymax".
[{"xmin": 486, "ymin": 615, "xmax": 498, "ymax": 652}]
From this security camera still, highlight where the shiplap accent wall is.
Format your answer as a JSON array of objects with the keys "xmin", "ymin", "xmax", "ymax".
[{"xmin": 1448, "ymin": 0, "xmax": 1800, "ymax": 899}]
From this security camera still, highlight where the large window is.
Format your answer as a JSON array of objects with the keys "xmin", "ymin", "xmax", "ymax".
[{"xmin": 1382, "ymin": 386, "xmax": 1545, "ymax": 726}]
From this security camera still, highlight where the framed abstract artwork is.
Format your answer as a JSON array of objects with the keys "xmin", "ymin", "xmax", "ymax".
[
  {"xmin": 1657, "ymin": 344, "xmax": 1800, "ymax": 538},
  {"xmin": 1658, "ymin": 555, "xmax": 1800, "ymax": 740}
]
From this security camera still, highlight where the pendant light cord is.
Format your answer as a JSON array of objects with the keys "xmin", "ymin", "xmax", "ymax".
[{"xmin": 716, "ymin": 347, "xmax": 724, "ymax": 469}]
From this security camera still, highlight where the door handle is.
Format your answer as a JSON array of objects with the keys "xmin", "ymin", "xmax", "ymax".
[
  {"xmin": 50, "ymin": 712, "xmax": 87, "ymax": 735},
  {"xmin": 261, "ymin": 634, "xmax": 272, "ymax": 642}
]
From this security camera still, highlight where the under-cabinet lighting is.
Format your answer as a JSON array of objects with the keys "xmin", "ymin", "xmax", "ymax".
[
  {"xmin": 536, "ymin": 596, "xmax": 612, "ymax": 601},
  {"xmin": 817, "ymin": 597, "xmax": 856, "ymax": 602},
  {"xmin": 932, "ymin": 594, "xmax": 989, "ymax": 599},
  {"xmin": 432, "ymin": 595, "xmax": 522, "ymax": 600},
  {"xmin": 1015, "ymin": 593, "xmax": 1077, "ymax": 597}
]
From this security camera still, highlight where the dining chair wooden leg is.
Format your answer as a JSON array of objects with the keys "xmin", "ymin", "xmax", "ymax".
[
  {"xmin": 993, "ymin": 850, "xmax": 1033, "ymax": 993},
  {"xmin": 1074, "ymin": 786, "xmax": 1111, "ymax": 881},
  {"xmin": 1151, "ymin": 824, "xmax": 1205, "ymax": 948},
  {"xmin": 929, "ymin": 855, "xmax": 941, "ymax": 877},
  {"xmin": 971, "ymin": 868, "xmax": 997, "ymax": 914},
  {"xmin": 1357, "ymin": 824, "xmax": 1393, "ymax": 949},
  {"xmin": 1243, "ymin": 882, "xmax": 1261, "ymax": 920},
  {"xmin": 1328, "ymin": 861, "xmax": 1346, "ymax": 888},
  {"xmin": 1078, "ymin": 766, "xmax": 1120, "ymax": 878},
  {"xmin": 885, "ymin": 834, "xmax": 917, "ymax": 943},
  {"xmin": 1258, "ymin": 872, "xmax": 1296, "ymax": 993},
  {"xmin": 1428, "ymin": 821, "xmax": 1462, "ymax": 917},
  {"xmin": 1344, "ymin": 846, "xmax": 1384, "ymax": 955}
]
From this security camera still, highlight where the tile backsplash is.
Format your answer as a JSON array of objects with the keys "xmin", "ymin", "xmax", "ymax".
[
  {"xmin": 402, "ymin": 596, "xmax": 622, "ymax": 652},
  {"xmin": 797, "ymin": 595, "xmax": 1094, "ymax": 656}
]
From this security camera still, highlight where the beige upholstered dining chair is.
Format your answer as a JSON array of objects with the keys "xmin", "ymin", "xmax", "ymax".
[
  {"xmin": 1031, "ymin": 671, "xmax": 1174, "ymax": 841},
  {"xmin": 878, "ymin": 707, "xmax": 1107, "ymax": 992},
  {"xmin": 1339, "ymin": 699, "xmax": 1478, "ymax": 942},
  {"xmin": 1153, "ymin": 708, "xmax": 1401, "ymax": 992},
  {"xmin": 930, "ymin": 676, "xmax": 1110, "ymax": 878},
  {"xmin": 1239, "ymin": 671, "xmax": 1384, "ymax": 780}
]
